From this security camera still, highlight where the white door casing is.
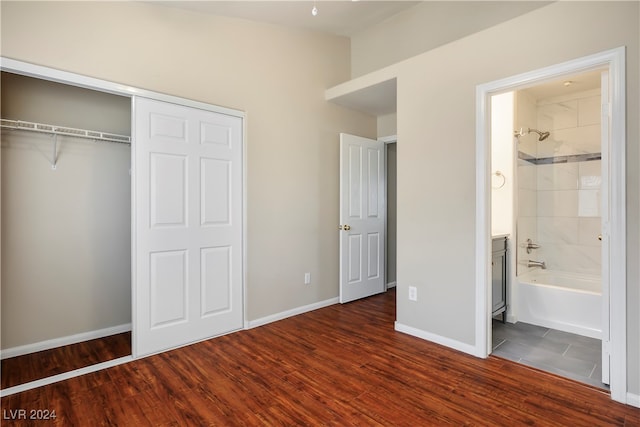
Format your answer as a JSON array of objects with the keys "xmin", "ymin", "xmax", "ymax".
[
  {"xmin": 600, "ymin": 70, "xmax": 611, "ymax": 385},
  {"xmin": 475, "ymin": 47, "xmax": 626, "ymax": 404},
  {"xmin": 134, "ymin": 97, "xmax": 243, "ymax": 357},
  {"xmin": 339, "ymin": 133, "xmax": 386, "ymax": 303}
]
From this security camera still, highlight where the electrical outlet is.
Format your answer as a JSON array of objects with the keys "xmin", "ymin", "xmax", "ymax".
[
  {"xmin": 408, "ymin": 286, "xmax": 417, "ymax": 301},
  {"xmin": 304, "ymin": 273, "xmax": 311, "ymax": 285}
]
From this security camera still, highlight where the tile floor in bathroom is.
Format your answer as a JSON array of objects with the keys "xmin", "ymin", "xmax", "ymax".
[{"xmin": 492, "ymin": 320, "xmax": 608, "ymax": 390}]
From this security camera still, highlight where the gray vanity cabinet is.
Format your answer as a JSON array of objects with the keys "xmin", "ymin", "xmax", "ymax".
[{"xmin": 492, "ymin": 236, "xmax": 507, "ymax": 321}]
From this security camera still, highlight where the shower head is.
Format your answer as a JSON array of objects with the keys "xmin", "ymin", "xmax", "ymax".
[{"xmin": 528, "ymin": 128, "xmax": 551, "ymax": 141}]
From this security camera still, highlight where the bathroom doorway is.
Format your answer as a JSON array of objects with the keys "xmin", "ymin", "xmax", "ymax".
[
  {"xmin": 490, "ymin": 70, "xmax": 608, "ymax": 389},
  {"xmin": 475, "ymin": 48, "xmax": 627, "ymax": 403}
]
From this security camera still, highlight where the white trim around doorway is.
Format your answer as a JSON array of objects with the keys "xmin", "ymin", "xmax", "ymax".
[
  {"xmin": 474, "ymin": 47, "xmax": 627, "ymax": 404},
  {"xmin": 379, "ymin": 135, "xmax": 397, "ymax": 291}
]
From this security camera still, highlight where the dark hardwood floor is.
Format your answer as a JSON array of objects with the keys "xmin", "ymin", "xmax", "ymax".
[
  {"xmin": 1, "ymin": 332, "xmax": 131, "ymax": 389},
  {"xmin": 2, "ymin": 289, "xmax": 638, "ymax": 426}
]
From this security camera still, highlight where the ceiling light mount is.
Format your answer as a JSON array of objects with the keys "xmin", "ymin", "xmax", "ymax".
[{"xmin": 312, "ymin": 0, "xmax": 318, "ymax": 16}]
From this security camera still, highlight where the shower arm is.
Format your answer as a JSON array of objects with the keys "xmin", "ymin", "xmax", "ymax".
[{"xmin": 514, "ymin": 127, "xmax": 551, "ymax": 142}]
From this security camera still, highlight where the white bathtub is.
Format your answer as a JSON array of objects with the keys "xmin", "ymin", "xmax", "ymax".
[{"xmin": 516, "ymin": 270, "xmax": 602, "ymax": 339}]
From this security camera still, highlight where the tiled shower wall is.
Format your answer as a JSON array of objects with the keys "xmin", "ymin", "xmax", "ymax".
[
  {"xmin": 516, "ymin": 89, "xmax": 602, "ymax": 277},
  {"xmin": 516, "ymin": 91, "xmax": 538, "ymax": 276}
]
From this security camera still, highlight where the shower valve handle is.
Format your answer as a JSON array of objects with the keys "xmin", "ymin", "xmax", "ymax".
[{"xmin": 525, "ymin": 238, "xmax": 540, "ymax": 254}]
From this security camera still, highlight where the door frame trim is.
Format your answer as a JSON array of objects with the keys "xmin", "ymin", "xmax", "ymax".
[
  {"xmin": 379, "ymin": 135, "xmax": 397, "ymax": 290},
  {"xmin": 474, "ymin": 47, "xmax": 627, "ymax": 403},
  {"xmin": 0, "ymin": 57, "xmax": 247, "ymax": 394}
]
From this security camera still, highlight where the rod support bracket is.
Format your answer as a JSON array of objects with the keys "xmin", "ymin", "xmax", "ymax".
[{"xmin": 51, "ymin": 133, "xmax": 58, "ymax": 170}]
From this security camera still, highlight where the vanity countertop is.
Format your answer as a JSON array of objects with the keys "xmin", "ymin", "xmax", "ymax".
[{"xmin": 491, "ymin": 233, "xmax": 510, "ymax": 239}]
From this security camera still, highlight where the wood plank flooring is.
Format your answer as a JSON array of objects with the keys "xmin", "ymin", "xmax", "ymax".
[
  {"xmin": 2, "ymin": 290, "xmax": 638, "ymax": 426},
  {"xmin": 1, "ymin": 332, "xmax": 131, "ymax": 389}
]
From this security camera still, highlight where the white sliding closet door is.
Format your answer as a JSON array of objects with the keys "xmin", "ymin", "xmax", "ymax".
[{"xmin": 134, "ymin": 97, "xmax": 243, "ymax": 357}]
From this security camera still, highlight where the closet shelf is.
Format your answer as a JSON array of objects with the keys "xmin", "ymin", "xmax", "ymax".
[{"xmin": 0, "ymin": 119, "xmax": 131, "ymax": 144}]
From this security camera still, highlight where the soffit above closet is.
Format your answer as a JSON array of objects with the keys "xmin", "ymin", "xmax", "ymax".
[{"xmin": 326, "ymin": 76, "xmax": 396, "ymax": 116}]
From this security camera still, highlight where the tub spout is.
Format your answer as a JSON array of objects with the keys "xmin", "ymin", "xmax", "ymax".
[{"xmin": 527, "ymin": 260, "xmax": 546, "ymax": 269}]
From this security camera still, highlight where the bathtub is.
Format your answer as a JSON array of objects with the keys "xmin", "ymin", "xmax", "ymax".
[{"xmin": 516, "ymin": 270, "xmax": 602, "ymax": 339}]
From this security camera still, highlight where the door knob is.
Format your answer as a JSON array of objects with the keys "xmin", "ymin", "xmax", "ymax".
[
  {"xmin": 343, "ymin": 225, "xmax": 351, "ymax": 231},
  {"xmin": 598, "ymin": 234, "xmax": 602, "ymax": 241}
]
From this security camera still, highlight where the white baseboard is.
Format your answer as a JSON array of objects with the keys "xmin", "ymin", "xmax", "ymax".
[
  {"xmin": 386, "ymin": 281, "xmax": 397, "ymax": 289},
  {"xmin": 1, "ymin": 323, "xmax": 131, "ymax": 360},
  {"xmin": 247, "ymin": 297, "xmax": 339, "ymax": 329},
  {"xmin": 0, "ymin": 355, "xmax": 133, "ymax": 398},
  {"xmin": 627, "ymin": 392, "xmax": 640, "ymax": 408},
  {"xmin": 395, "ymin": 322, "xmax": 478, "ymax": 356}
]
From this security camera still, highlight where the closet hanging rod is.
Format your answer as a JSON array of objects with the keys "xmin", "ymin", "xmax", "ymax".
[{"xmin": 0, "ymin": 119, "xmax": 131, "ymax": 144}]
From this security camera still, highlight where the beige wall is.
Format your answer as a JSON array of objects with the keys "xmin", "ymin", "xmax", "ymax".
[
  {"xmin": 377, "ymin": 113, "xmax": 397, "ymax": 137},
  {"xmin": 352, "ymin": 2, "xmax": 639, "ymax": 394},
  {"xmin": 1, "ymin": 73, "xmax": 132, "ymax": 348},
  {"xmin": 0, "ymin": 2, "xmax": 376, "ymax": 324},
  {"xmin": 351, "ymin": 1, "xmax": 549, "ymax": 78}
]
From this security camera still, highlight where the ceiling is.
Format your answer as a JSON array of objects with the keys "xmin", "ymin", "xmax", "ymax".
[
  {"xmin": 152, "ymin": 1, "xmax": 421, "ymax": 37},
  {"xmin": 521, "ymin": 70, "xmax": 602, "ymax": 100}
]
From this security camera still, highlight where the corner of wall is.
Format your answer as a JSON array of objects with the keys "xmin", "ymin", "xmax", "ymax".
[{"xmin": 377, "ymin": 112, "xmax": 397, "ymax": 137}]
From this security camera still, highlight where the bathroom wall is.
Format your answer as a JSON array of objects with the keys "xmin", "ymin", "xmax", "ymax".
[
  {"xmin": 516, "ymin": 88, "xmax": 602, "ymax": 277},
  {"xmin": 490, "ymin": 92, "xmax": 514, "ymax": 236},
  {"xmin": 535, "ymin": 89, "xmax": 602, "ymax": 276},
  {"xmin": 491, "ymin": 92, "xmax": 516, "ymax": 320},
  {"xmin": 515, "ymin": 91, "xmax": 538, "ymax": 276}
]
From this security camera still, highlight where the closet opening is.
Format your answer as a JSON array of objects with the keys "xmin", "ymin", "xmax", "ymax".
[{"xmin": 1, "ymin": 71, "xmax": 132, "ymax": 390}]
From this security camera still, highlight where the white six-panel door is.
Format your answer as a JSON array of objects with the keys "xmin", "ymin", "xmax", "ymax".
[
  {"xmin": 134, "ymin": 97, "xmax": 243, "ymax": 357},
  {"xmin": 339, "ymin": 133, "xmax": 386, "ymax": 303}
]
